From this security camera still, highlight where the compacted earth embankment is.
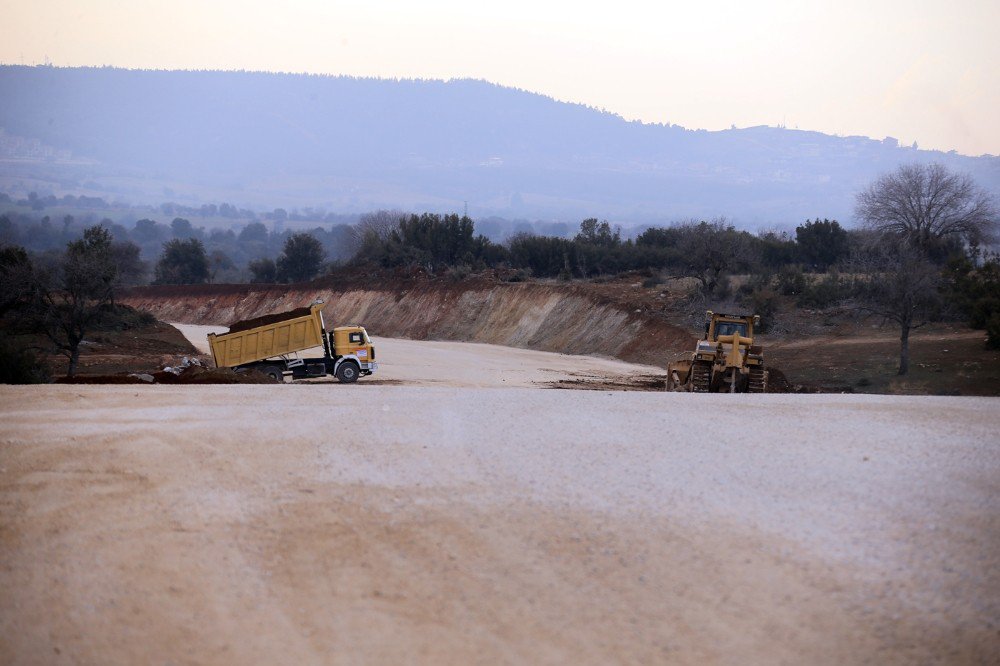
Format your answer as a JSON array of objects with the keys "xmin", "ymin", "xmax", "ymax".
[{"xmin": 122, "ymin": 278, "xmax": 694, "ymax": 368}]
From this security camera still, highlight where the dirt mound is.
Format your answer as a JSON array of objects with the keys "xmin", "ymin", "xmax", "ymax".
[
  {"xmin": 545, "ymin": 368, "xmax": 794, "ymax": 393},
  {"xmin": 56, "ymin": 366, "xmax": 277, "ymax": 385},
  {"xmin": 152, "ymin": 366, "xmax": 278, "ymax": 384},
  {"xmin": 767, "ymin": 367, "xmax": 792, "ymax": 393},
  {"xmin": 761, "ymin": 366, "xmax": 856, "ymax": 394},
  {"xmin": 546, "ymin": 373, "xmax": 667, "ymax": 391},
  {"xmin": 56, "ymin": 374, "xmax": 152, "ymax": 385},
  {"xmin": 227, "ymin": 306, "xmax": 313, "ymax": 334}
]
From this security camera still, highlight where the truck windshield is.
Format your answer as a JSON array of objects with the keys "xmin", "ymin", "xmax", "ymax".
[{"xmin": 714, "ymin": 322, "xmax": 747, "ymax": 339}]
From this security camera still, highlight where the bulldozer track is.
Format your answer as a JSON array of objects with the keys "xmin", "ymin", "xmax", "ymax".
[
  {"xmin": 691, "ymin": 361, "xmax": 712, "ymax": 392},
  {"xmin": 748, "ymin": 366, "xmax": 767, "ymax": 393}
]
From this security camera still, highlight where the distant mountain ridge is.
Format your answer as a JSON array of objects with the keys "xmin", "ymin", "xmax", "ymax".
[{"xmin": 1, "ymin": 65, "xmax": 998, "ymax": 226}]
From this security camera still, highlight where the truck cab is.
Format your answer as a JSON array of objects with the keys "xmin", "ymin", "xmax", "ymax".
[{"xmin": 330, "ymin": 326, "xmax": 376, "ymax": 376}]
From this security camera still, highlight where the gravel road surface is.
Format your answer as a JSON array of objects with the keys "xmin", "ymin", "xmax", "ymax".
[
  {"xmin": 173, "ymin": 322, "xmax": 665, "ymax": 388},
  {"xmin": 2, "ymin": 376, "xmax": 997, "ymax": 664}
]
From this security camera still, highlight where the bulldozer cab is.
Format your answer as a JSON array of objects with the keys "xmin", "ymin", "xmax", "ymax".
[
  {"xmin": 712, "ymin": 321, "xmax": 748, "ymax": 340},
  {"xmin": 705, "ymin": 312, "xmax": 758, "ymax": 342}
]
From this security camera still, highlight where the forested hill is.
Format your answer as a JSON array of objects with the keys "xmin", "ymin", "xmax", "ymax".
[{"xmin": 1, "ymin": 65, "xmax": 998, "ymax": 225}]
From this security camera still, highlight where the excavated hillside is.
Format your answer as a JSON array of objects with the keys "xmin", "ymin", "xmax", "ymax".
[{"xmin": 121, "ymin": 278, "xmax": 694, "ymax": 368}]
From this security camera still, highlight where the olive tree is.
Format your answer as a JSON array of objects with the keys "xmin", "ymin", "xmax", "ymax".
[
  {"xmin": 850, "ymin": 238, "xmax": 944, "ymax": 375},
  {"xmin": 795, "ymin": 218, "xmax": 849, "ymax": 271},
  {"xmin": 248, "ymin": 257, "xmax": 277, "ymax": 283},
  {"xmin": 36, "ymin": 227, "xmax": 119, "ymax": 375},
  {"xmin": 276, "ymin": 233, "xmax": 325, "ymax": 283},
  {"xmin": 0, "ymin": 245, "xmax": 36, "ymax": 315},
  {"xmin": 673, "ymin": 219, "xmax": 754, "ymax": 295},
  {"xmin": 154, "ymin": 238, "xmax": 210, "ymax": 284}
]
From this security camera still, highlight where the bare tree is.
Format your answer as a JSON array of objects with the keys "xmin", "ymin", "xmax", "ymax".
[
  {"xmin": 348, "ymin": 209, "xmax": 406, "ymax": 258},
  {"xmin": 855, "ymin": 163, "xmax": 997, "ymax": 254},
  {"xmin": 673, "ymin": 219, "xmax": 754, "ymax": 295},
  {"xmin": 850, "ymin": 238, "xmax": 943, "ymax": 375}
]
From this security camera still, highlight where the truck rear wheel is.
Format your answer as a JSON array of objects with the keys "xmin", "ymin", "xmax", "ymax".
[
  {"xmin": 260, "ymin": 365, "xmax": 284, "ymax": 382},
  {"xmin": 336, "ymin": 362, "xmax": 359, "ymax": 384}
]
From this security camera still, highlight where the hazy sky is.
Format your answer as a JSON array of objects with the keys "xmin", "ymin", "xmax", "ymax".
[{"xmin": 3, "ymin": 0, "xmax": 998, "ymax": 156}]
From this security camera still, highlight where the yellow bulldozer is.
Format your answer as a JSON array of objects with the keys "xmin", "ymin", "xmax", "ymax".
[{"xmin": 666, "ymin": 311, "xmax": 767, "ymax": 393}]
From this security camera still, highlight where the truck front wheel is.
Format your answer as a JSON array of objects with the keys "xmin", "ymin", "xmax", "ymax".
[{"xmin": 336, "ymin": 362, "xmax": 359, "ymax": 383}]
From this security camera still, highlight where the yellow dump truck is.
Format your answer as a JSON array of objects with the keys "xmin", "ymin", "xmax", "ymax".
[{"xmin": 207, "ymin": 303, "xmax": 377, "ymax": 383}]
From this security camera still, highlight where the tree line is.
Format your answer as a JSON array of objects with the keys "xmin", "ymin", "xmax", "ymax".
[
  {"xmin": 1, "ymin": 162, "xmax": 998, "ymax": 381},
  {"xmin": 351, "ymin": 164, "xmax": 999, "ymax": 373},
  {"xmin": 0, "ymin": 206, "xmax": 880, "ymax": 290},
  {"xmin": 0, "ymin": 213, "xmax": 355, "ymax": 284}
]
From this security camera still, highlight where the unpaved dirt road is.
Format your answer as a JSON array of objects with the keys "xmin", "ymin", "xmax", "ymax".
[
  {"xmin": 174, "ymin": 323, "xmax": 665, "ymax": 389},
  {"xmin": 2, "ymin": 338, "xmax": 999, "ymax": 664}
]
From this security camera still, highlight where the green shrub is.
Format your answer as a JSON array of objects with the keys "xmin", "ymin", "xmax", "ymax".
[
  {"xmin": 743, "ymin": 286, "xmax": 779, "ymax": 332},
  {"xmin": 447, "ymin": 264, "xmax": 472, "ymax": 282},
  {"xmin": 714, "ymin": 275, "xmax": 733, "ymax": 299},
  {"xmin": 737, "ymin": 272, "xmax": 772, "ymax": 297},
  {"xmin": 797, "ymin": 274, "xmax": 848, "ymax": 308},
  {"xmin": 0, "ymin": 334, "xmax": 50, "ymax": 384},
  {"xmin": 970, "ymin": 296, "xmax": 1000, "ymax": 329},
  {"xmin": 93, "ymin": 304, "xmax": 156, "ymax": 332},
  {"xmin": 987, "ymin": 313, "xmax": 1000, "ymax": 350},
  {"xmin": 776, "ymin": 265, "xmax": 806, "ymax": 296},
  {"xmin": 945, "ymin": 257, "xmax": 1000, "ymax": 336},
  {"xmin": 505, "ymin": 268, "xmax": 532, "ymax": 283}
]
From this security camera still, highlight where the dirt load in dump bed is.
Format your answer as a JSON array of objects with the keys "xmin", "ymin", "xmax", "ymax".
[{"xmin": 226, "ymin": 307, "xmax": 314, "ymax": 334}]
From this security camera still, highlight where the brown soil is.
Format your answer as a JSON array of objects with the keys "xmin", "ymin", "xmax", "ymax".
[
  {"xmin": 15, "ymin": 319, "xmax": 201, "ymax": 379},
  {"xmin": 56, "ymin": 366, "xmax": 278, "ymax": 385},
  {"xmin": 227, "ymin": 306, "xmax": 313, "ymax": 334},
  {"xmin": 155, "ymin": 366, "xmax": 278, "ymax": 384},
  {"xmin": 765, "ymin": 367, "xmax": 793, "ymax": 392},
  {"xmin": 768, "ymin": 324, "xmax": 1000, "ymax": 395},
  {"xmin": 545, "ymin": 372, "xmax": 667, "ymax": 391},
  {"xmin": 55, "ymin": 374, "xmax": 151, "ymax": 384}
]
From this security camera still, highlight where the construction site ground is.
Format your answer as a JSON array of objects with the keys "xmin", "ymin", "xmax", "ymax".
[
  {"xmin": 3, "ymin": 279, "xmax": 999, "ymax": 663},
  {"xmin": 119, "ymin": 273, "xmax": 1000, "ymax": 396},
  {"xmin": 2, "ymin": 329, "xmax": 999, "ymax": 664},
  {"xmin": 176, "ymin": 323, "xmax": 666, "ymax": 390}
]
